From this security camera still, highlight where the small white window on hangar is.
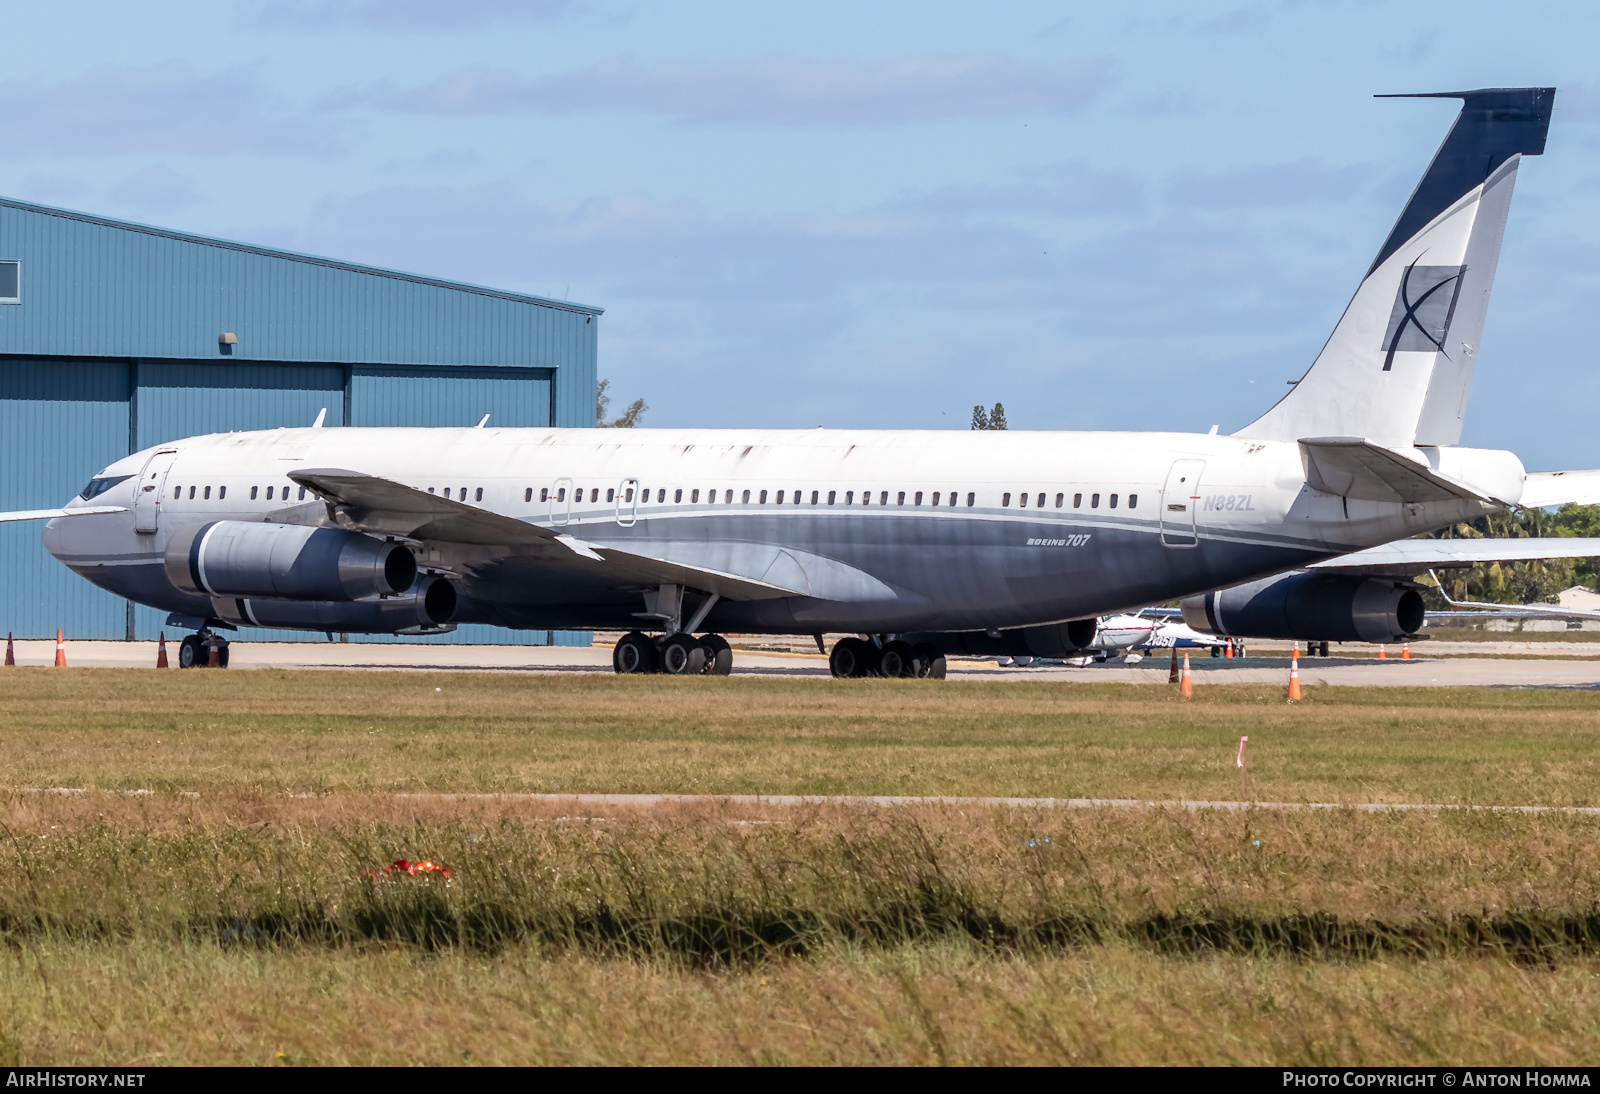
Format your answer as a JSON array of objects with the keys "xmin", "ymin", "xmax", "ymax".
[{"xmin": 0, "ymin": 261, "xmax": 18, "ymax": 304}]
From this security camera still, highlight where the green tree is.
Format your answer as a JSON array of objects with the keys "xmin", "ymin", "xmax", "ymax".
[
  {"xmin": 988, "ymin": 403, "xmax": 1007, "ymax": 430},
  {"xmin": 970, "ymin": 405, "xmax": 989, "ymax": 430},
  {"xmin": 1417, "ymin": 504, "xmax": 1600, "ymax": 605},
  {"xmin": 596, "ymin": 379, "xmax": 647, "ymax": 428}
]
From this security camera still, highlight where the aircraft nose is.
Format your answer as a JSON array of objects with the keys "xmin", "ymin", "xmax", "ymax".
[{"xmin": 41, "ymin": 516, "xmax": 66, "ymax": 557}]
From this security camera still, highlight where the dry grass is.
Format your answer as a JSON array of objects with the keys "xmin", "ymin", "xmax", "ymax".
[
  {"xmin": 2, "ymin": 668, "xmax": 1600, "ymax": 804},
  {"xmin": 4, "ymin": 670, "xmax": 1600, "ymax": 1064},
  {"xmin": 8, "ymin": 943, "xmax": 1600, "ymax": 1066},
  {"xmin": 1, "ymin": 797, "xmax": 1600, "ymax": 1063}
]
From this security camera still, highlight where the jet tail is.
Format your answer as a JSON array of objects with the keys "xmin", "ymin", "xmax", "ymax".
[{"xmin": 1237, "ymin": 88, "xmax": 1555, "ymax": 449}]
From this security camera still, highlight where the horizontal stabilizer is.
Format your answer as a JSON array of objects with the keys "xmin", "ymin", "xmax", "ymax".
[
  {"xmin": 1313, "ymin": 536, "xmax": 1600, "ymax": 575},
  {"xmin": 1299, "ymin": 438, "xmax": 1494, "ymax": 503},
  {"xmin": 1519, "ymin": 469, "xmax": 1600, "ymax": 508},
  {"xmin": 0, "ymin": 505, "xmax": 125, "ymax": 523}
]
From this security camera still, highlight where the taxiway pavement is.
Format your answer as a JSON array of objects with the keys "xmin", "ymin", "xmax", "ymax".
[{"xmin": 7, "ymin": 638, "xmax": 1600, "ymax": 687}]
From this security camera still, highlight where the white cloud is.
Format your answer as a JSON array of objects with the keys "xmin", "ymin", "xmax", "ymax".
[
  {"xmin": 240, "ymin": 0, "xmax": 591, "ymax": 30},
  {"xmin": 0, "ymin": 63, "xmax": 339, "ymax": 158},
  {"xmin": 1162, "ymin": 159, "xmax": 1374, "ymax": 209},
  {"xmin": 332, "ymin": 53, "xmax": 1116, "ymax": 127},
  {"xmin": 109, "ymin": 165, "xmax": 203, "ymax": 212},
  {"xmin": 287, "ymin": 176, "xmax": 1357, "ymax": 430}
]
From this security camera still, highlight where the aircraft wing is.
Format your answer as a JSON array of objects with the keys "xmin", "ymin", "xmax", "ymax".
[
  {"xmin": 0, "ymin": 506, "xmax": 126, "ymax": 523},
  {"xmin": 1520, "ymin": 469, "xmax": 1600, "ymax": 508},
  {"xmin": 288, "ymin": 468, "xmax": 802, "ymax": 601},
  {"xmin": 1299, "ymin": 438, "xmax": 1497, "ymax": 504},
  {"xmin": 1311, "ymin": 536, "xmax": 1600, "ymax": 575}
]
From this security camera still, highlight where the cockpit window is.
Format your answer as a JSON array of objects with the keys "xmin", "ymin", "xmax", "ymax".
[{"xmin": 79, "ymin": 475, "xmax": 131, "ymax": 500}]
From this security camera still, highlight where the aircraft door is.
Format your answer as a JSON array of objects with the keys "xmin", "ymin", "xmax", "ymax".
[
  {"xmin": 550, "ymin": 477, "xmax": 573, "ymax": 526},
  {"xmin": 616, "ymin": 478, "xmax": 639, "ymax": 527},
  {"xmin": 1160, "ymin": 459, "xmax": 1205, "ymax": 548},
  {"xmin": 132, "ymin": 450, "xmax": 178, "ymax": 534}
]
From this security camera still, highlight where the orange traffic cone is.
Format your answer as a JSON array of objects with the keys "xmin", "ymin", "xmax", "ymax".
[
  {"xmin": 207, "ymin": 633, "xmax": 219, "ymax": 668},
  {"xmin": 1168, "ymin": 648, "xmax": 1179, "ymax": 684},
  {"xmin": 1401, "ymin": 640, "xmax": 1410, "ymax": 661},
  {"xmin": 156, "ymin": 632, "xmax": 169, "ymax": 668},
  {"xmin": 4, "ymin": 633, "xmax": 12, "ymax": 666},
  {"xmin": 54, "ymin": 628, "xmax": 65, "ymax": 667},
  {"xmin": 1288, "ymin": 647, "xmax": 1302, "ymax": 702},
  {"xmin": 1224, "ymin": 637, "xmax": 1234, "ymax": 659},
  {"xmin": 1377, "ymin": 644, "xmax": 1386, "ymax": 660},
  {"xmin": 1180, "ymin": 653, "xmax": 1193, "ymax": 698}
]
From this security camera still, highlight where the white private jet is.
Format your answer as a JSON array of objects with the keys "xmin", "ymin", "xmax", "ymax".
[{"xmin": 20, "ymin": 87, "xmax": 1600, "ymax": 675}]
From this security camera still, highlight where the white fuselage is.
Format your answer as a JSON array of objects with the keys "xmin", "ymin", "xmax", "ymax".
[{"xmin": 43, "ymin": 425, "xmax": 1518, "ymax": 638}]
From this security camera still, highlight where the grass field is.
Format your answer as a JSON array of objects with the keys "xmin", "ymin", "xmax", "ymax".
[{"xmin": 3, "ymin": 669, "xmax": 1600, "ymax": 1065}]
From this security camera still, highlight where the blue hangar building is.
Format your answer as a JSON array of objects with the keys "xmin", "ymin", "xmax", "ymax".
[{"xmin": 0, "ymin": 196, "xmax": 600, "ymax": 645}]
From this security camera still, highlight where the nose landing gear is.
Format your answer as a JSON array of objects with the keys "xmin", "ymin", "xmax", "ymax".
[{"xmin": 177, "ymin": 630, "xmax": 230, "ymax": 668}]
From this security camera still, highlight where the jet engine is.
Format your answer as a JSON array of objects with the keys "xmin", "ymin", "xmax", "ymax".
[
  {"xmin": 165, "ymin": 521, "xmax": 416, "ymax": 602},
  {"xmin": 909, "ymin": 619, "xmax": 1099, "ymax": 658},
  {"xmin": 208, "ymin": 574, "xmax": 458, "ymax": 634},
  {"xmin": 1181, "ymin": 571, "xmax": 1425, "ymax": 644}
]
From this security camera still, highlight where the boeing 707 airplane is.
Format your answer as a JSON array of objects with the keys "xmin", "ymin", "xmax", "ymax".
[{"xmin": 21, "ymin": 87, "xmax": 1600, "ymax": 676}]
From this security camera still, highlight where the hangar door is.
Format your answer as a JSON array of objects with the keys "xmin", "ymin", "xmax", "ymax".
[
  {"xmin": 131, "ymin": 360, "xmax": 349, "ymax": 641},
  {"xmin": 135, "ymin": 361, "xmax": 345, "ymax": 448},
  {"xmin": 350, "ymin": 366, "xmax": 552, "ymax": 428},
  {"xmin": 347, "ymin": 366, "xmax": 572, "ymax": 645},
  {"xmin": 0, "ymin": 358, "xmax": 131, "ymax": 639}
]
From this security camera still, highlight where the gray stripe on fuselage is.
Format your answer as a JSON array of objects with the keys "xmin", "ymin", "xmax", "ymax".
[{"xmin": 58, "ymin": 506, "xmax": 1335, "ymax": 634}]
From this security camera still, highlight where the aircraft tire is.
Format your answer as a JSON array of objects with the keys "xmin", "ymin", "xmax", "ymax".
[
  {"xmin": 215, "ymin": 638, "xmax": 230, "ymax": 668},
  {"xmin": 911, "ymin": 642, "xmax": 946, "ymax": 679},
  {"xmin": 660, "ymin": 633, "xmax": 707, "ymax": 676},
  {"xmin": 699, "ymin": 634, "xmax": 733, "ymax": 676},
  {"xmin": 178, "ymin": 634, "xmax": 203, "ymax": 669},
  {"xmin": 613, "ymin": 631, "xmax": 658, "ymax": 674},
  {"xmin": 879, "ymin": 640, "xmax": 916, "ymax": 678},
  {"xmin": 829, "ymin": 637, "xmax": 874, "ymax": 679}
]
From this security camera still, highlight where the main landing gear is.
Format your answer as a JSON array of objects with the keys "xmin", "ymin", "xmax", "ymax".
[
  {"xmin": 177, "ymin": 630, "xmax": 230, "ymax": 669},
  {"xmin": 828, "ymin": 637, "xmax": 946, "ymax": 679},
  {"xmin": 613, "ymin": 630, "xmax": 733, "ymax": 676}
]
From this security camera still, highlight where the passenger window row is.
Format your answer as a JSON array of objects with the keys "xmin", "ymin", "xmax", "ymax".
[
  {"xmin": 170, "ymin": 484, "xmax": 310, "ymax": 502},
  {"xmin": 532, "ymin": 486, "xmax": 982, "ymax": 507},
  {"xmin": 167, "ymin": 479, "xmax": 1138, "ymax": 515},
  {"xmin": 1001, "ymin": 491, "xmax": 1138, "ymax": 510}
]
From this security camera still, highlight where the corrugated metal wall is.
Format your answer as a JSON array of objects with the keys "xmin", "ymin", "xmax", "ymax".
[
  {"xmin": 0, "ymin": 199, "xmax": 600, "ymax": 370},
  {"xmin": 0, "ymin": 359, "xmax": 130, "ymax": 639},
  {"xmin": 136, "ymin": 361, "xmax": 347, "ymax": 446},
  {"xmin": 0, "ymin": 197, "xmax": 600, "ymax": 647},
  {"xmin": 351, "ymin": 367, "xmax": 552, "ymax": 428}
]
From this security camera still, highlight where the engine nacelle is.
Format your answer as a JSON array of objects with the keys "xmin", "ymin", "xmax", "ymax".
[
  {"xmin": 1181, "ymin": 571, "xmax": 1425, "ymax": 644},
  {"xmin": 907, "ymin": 619, "xmax": 1099, "ymax": 658},
  {"xmin": 165, "ymin": 521, "xmax": 417, "ymax": 602},
  {"xmin": 209, "ymin": 574, "xmax": 458, "ymax": 634}
]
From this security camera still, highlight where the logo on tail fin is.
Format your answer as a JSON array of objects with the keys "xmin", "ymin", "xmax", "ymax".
[{"xmin": 1381, "ymin": 260, "xmax": 1465, "ymax": 370}]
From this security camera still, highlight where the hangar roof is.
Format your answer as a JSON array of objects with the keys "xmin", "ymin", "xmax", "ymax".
[
  {"xmin": 0, "ymin": 196, "xmax": 601, "ymax": 316},
  {"xmin": 0, "ymin": 195, "xmax": 602, "ymax": 369}
]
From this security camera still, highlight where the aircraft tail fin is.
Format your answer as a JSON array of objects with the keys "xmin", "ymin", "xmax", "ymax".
[{"xmin": 1237, "ymin": 88, "xmax": 1555, "ymax": 449}]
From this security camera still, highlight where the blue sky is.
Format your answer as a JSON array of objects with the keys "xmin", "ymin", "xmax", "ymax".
[{"xmin": 3, "ymin": 0, "xmax": 1599, "ymax": 468}]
